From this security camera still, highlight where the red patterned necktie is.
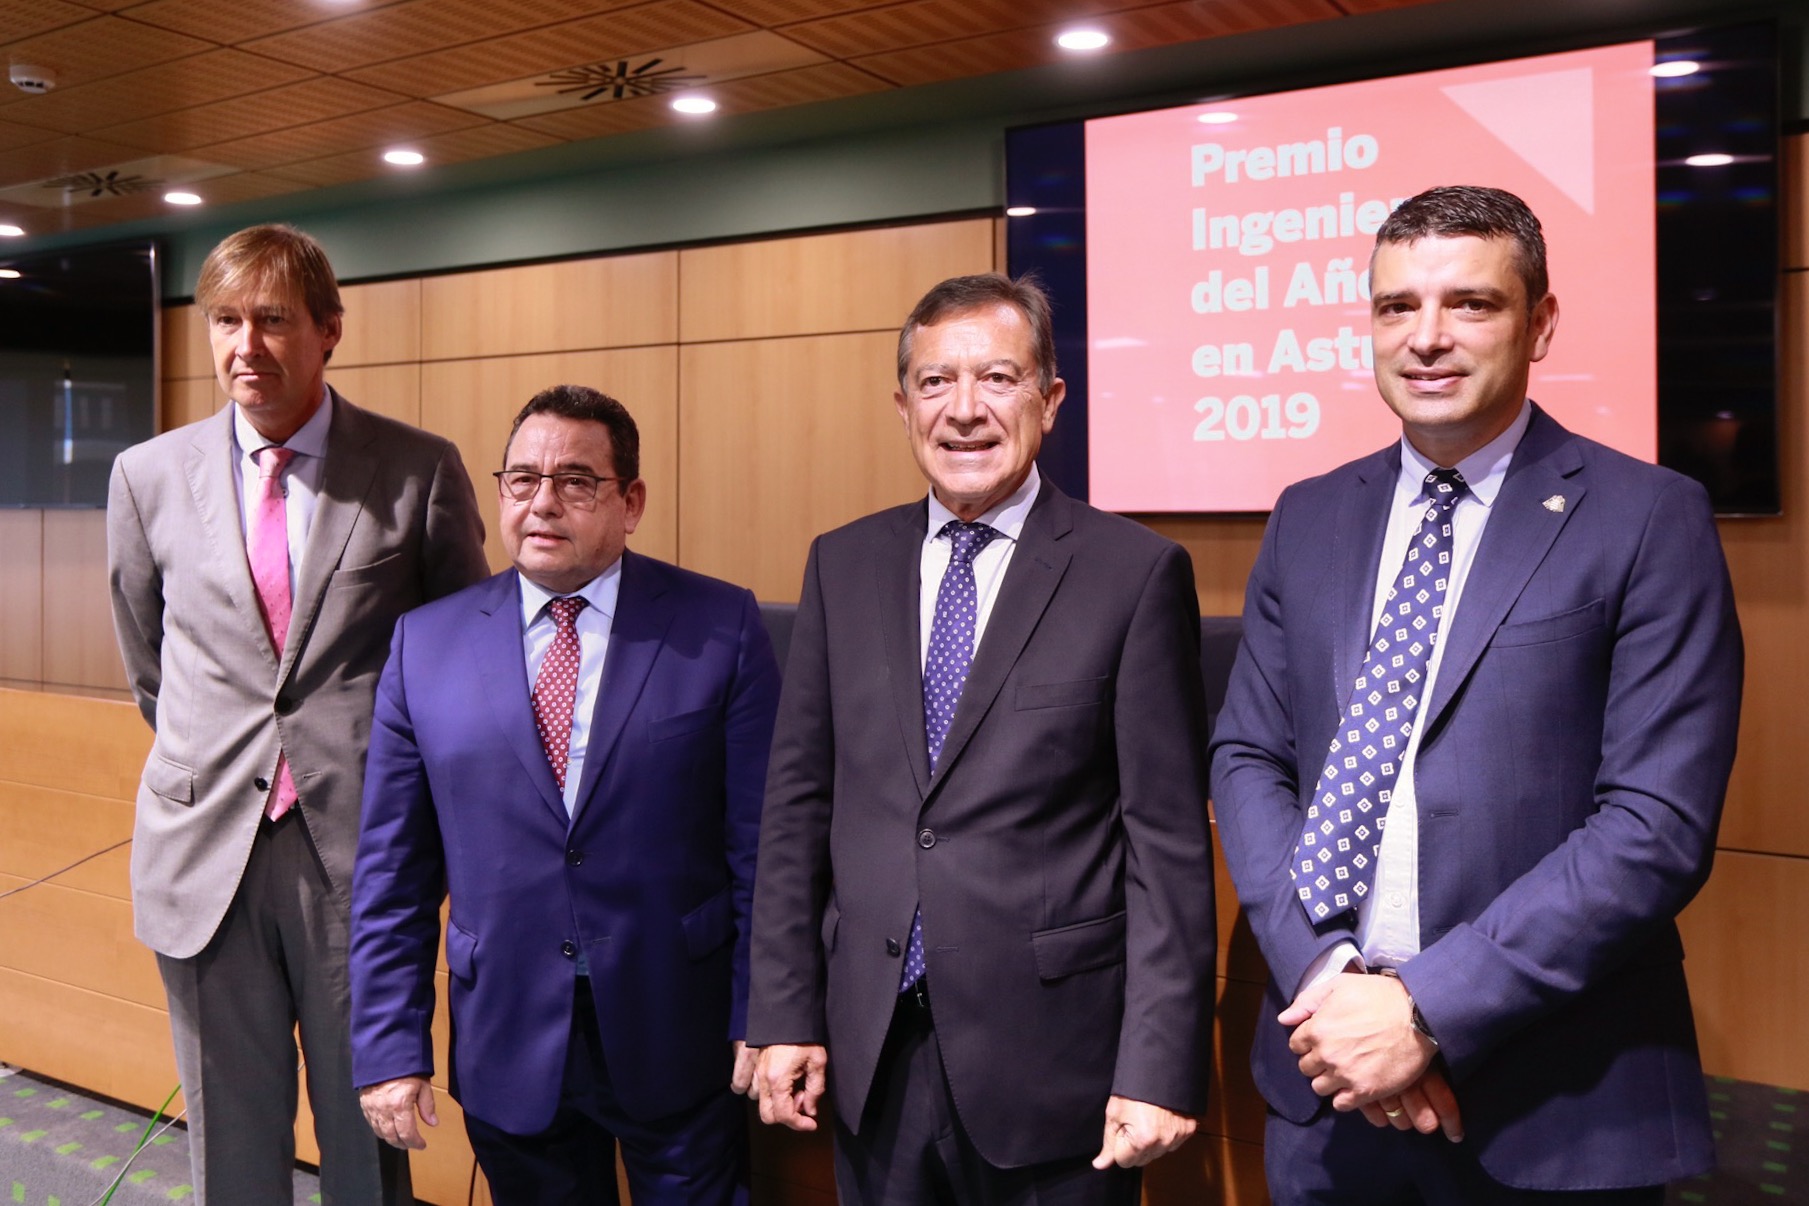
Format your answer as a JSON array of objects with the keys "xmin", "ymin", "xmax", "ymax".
[
  {"xmin": 250, "ymin": 446, "xmax": 300, "ymax": 821},
  {"xmin": 533, "ymin": 596, "xmax": 587, "ymax": 792}
]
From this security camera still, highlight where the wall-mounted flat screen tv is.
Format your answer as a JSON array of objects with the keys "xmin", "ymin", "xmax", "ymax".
[
  {"xmin": 0, "ymin": 239, "xmax": 159, "ymax": 508},
  {"xmin": 1008, "ymin": 21, "xmax": 1780, "ymax": 516}
]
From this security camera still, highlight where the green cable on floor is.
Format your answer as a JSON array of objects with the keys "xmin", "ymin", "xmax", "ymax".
[{"xmin": 96, "ymin": 1083, "xmax": 180, "ymax": 1206}]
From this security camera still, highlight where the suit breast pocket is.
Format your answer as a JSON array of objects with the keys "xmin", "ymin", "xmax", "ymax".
[
  {"xmin": 1491, "ymin": 598, "xmax": 1606, "ymax": 648},
  {"xmin": 1015, "ymin": 677, "xmax": 1109, "ymax": 711}
]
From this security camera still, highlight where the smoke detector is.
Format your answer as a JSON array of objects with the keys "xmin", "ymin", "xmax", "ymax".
[{"xmin": 10, "ymin": 64, "xmax": 57, "ymax": 94}]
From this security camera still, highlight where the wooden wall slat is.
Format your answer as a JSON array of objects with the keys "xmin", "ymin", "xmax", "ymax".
[
  {"xmin": 0, "ymin": 967, "xmax": 180, "ymax": 1110},
  {"xmin": 0, "ymin": 875, "xmax": 164, "ymax": 1008},
  {"xmin": 161, "ymin": 304, "xmax": 209, "ymax": 382},
  {"xmin": 678, "ymin": 332, "xmax": 925, "ymax": 602},
  {"xmin": 326, "ymin": 362, "xmax": 424, "ymax": 429},
  {"xmin": 0, "ymin": 783, "xmax": 133, "ymax": 900},
  {"xmin": 1680, "ymin": 849, "xmax": 1809, "ymax": 1090},
  {"xmin": 677, "ymin": 219, "xmax": 995, "ymax": 343},
  {"xmin": 420, "ymin": 252, "xmax": 679, "ymax": 362},
  {"xmin": 0, "ymin": 510, "xmax": 44, "ymax": 683},
  {"xmin": 40, "ymin": 509, "xmax": 127, "ymax": 693},
  {"xmin": 162, "ymin": 374, "xmax": 224, "ymax": 429},
  {"xmin": 419, "ymin": 346, "xmax": 682, "ymax": 570},
  {"xmin": 1143, "ymin": 1132, "xmax": 1270, "ymax": 1205},
  {"xmin": 336, "ymin": 279, "xmax": 422, "ymax": 368}
]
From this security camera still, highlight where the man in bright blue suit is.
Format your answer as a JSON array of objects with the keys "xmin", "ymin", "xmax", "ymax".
[
  {"xmin": 1212, "ymin": 186, "xmax": 1743, "ymax": 1204},
  {"xmin": 349, "ymin": 384, "xmax": 780, "ymax": 1204}
]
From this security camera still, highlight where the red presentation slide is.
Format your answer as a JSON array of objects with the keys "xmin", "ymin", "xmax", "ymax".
[{"xmin": 1084, "ymin": 41, "xmax": 1657, "ymax": 512}]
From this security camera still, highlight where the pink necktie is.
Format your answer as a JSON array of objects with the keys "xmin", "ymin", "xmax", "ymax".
[
  {"xmin": 532, "ymin": 597, "xmax": 587, "ymax": 793},
  {"xmin": 250, "ymin": 445, "xmax": 299, "ymax": 821}
]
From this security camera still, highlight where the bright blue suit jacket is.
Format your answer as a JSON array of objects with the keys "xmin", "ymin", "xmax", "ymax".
[
  {"xmin": 349, "ymin": 551, "xmax": 780, "ymax": 1133},
  {"xmin": 1211, "ymin": 407, "xmax": 1743, "ymax": 1191}
]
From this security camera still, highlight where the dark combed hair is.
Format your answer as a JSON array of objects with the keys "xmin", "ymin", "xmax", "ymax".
[
  {"xmin": 194, "ymin": 223, "xmax": 344, "ymax": 328},
  {"xmin": 896, "ymin": 272, "xmax": 1058, "ymax": 394},
  {"xmin": 1373, "ymin": 185, "xmax": 1549, "ymax": 309},
  {"xmin": 506, "ymin": 384, "xmax": 640, "ymax": 487}
]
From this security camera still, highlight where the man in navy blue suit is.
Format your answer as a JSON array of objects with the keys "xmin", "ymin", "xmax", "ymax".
[
  {"xmin": 349, "ymin": 385, "xmax": 780, "ymax": 1204},
  {"xmin": 1212, "ymin": 186, "xmax": 1743, "ymax": 1204}
]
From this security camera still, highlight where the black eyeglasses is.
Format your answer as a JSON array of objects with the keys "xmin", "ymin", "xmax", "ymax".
[{"xmin": 493, "ymin": 470, "xmax": 623, "ymax": 506}]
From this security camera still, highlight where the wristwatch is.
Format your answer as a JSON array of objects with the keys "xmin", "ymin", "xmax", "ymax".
[{"xmin": 1373, "ymin": 966, "xmax": 1439, "ymax": 1050}]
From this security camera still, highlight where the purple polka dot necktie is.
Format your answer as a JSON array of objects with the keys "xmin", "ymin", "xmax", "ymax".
[
  {"xmin": 533, "ymin": 595, "xmax": 587, "ymax": 794},
  {"xmin": 1293, "ymin": 469, "xmax": 1468, "ymax": 925},
  {"xmin": 900, "ymin": 521, "xmax": 1000, "ymax": 993}
]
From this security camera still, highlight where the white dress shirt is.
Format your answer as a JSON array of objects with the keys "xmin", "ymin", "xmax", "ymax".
[
  {"xmin": 1299, "ymin": 400, "xmax": 1533, "ymax": 992},
  {"xmin": 918, "ymin": 464, "xmax": 1042, "ymax": 671},
  {"xmin": 232, "ymin": 386, "xmax": 332, "ymax": 593},
  {"xmin": 519, "ymin": 560, "xmax": 622, "ymax": 818}
]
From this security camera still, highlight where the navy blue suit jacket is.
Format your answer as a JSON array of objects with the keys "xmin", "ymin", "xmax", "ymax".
[
  {"xmin": 1211, "ymin": 407, "xmax": 1742, "ymax": 1191},
  {"xmin": 350, "ymin": 551, "xmax": 780, "ymax": 1133}
]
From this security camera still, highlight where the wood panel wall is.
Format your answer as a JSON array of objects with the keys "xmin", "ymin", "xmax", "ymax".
[{"xmin": 2, "ymin": 133, "xmax": 1804, "ymax": 1204}]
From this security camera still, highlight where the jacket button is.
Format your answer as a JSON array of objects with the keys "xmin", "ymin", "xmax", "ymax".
[
  {"xmin": 274, "ymin": 695, "xmax": 295, "ymax": 715},
  {"xmin": 886, "ymin": 938, "xmax": 901, "ymax": 957},
  {"xmin": 566, "ymin": 848, "xmax": 583, "ymax": 866},
  {"xmin": 560, "ymin": 940, "xmax": 577, "ymax": 958},
  {"xmin": 254, "ymin": 777, "xmax": 271, "ymax": 792},
  {"xmin": 917, "ymin": 828, "xmax": 936, "ymax": 849}
]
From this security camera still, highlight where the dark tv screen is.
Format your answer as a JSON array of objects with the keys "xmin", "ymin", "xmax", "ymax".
[
  {"xmin": 1008, "ymin": 21, "xmax": 1780, "ymax": 516},
  {"xmin": 0, "ymin": 240, "xmax": 159, "ymax": 508}
]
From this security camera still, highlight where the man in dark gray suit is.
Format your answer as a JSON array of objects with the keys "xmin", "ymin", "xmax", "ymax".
[
  {"xmin": 107, "ymin": 224, "xmax": 489, "ymax": 1203},
  {"xmin": 748, "ymin": 273, "xmax": 1216, "ymax": 1205}
]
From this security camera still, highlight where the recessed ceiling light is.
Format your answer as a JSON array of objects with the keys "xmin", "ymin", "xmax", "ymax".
[
  {"xmin": 383, "ymin": 148, "xmax": 425, "ymax": 166},
  {"xmin": 1197, "ymin": 111, "xmax": 1238, "ymax": 125},
  {"xmin": 0, "ymin": 269, "xmax": 20, "ymax": 279},
  {"xmin": 671, "ymin": 95, "xmax": 717, "ymax": 115},
  {"xmin": 165, "ymin": 191, "xmax": 202, "ymax": 206},
  {"xmin": 1651, "ymin": 60, "xmax": 1701, "ymax": 78},
  {"xmin": 1056, "ymin": 28, "xmax": 1110, "ymax": 52},
  {"xmin": 1005, "ymin": 206, "xmax": 1037, "ymax": 217},
  {"xmin": 0, "ymin": 224, "xmax": 22, "ymax": 237},
  {"xmin": 1685, "ymin": 153, "xmax": 1734, "ymax": 167}
]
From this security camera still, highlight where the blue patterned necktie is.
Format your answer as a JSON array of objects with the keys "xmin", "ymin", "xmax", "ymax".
[
  {"xmin": 900, "ymin": 520, "xmax": 1000, "ymax": 993},
  {"xmin": 1293, "ymin": 468, "xmax": 1469, "ymax": 924}
]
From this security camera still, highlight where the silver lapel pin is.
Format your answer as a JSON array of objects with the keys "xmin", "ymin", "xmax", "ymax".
[{"xmin": 1542, "ymin": 494, "xmax": 1566, "ymax": 513}]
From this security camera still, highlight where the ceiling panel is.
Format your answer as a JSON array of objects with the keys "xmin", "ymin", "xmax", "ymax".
[
  {"xmin": 340, "ymin": 0, "xmax": 756, "ymax": 97},
  {"xmin": 0, "ymin": 120, "xmax": 59, "ymax": 151},
  {"xmin": 263, "ymin": 121, "xmax": 562, "ymax": 186},
  {"xmin": 0, "ymin": 135, "xmax": 149, "ymax": 189},
  {"xmin": 0, "ymin": 16, "xmax": 214, "ymax": 91},
  {"xmin": 0, "ymin": 50, "xmax": 318, "ymax": 134},
  {"xmin": 92, "ymin": 76, "xmax": 412, "ymax": 152},
  {"xmin": 854, "ymin": 0, "xmax": 1343, "ymax": 88},
  {"xmin": 0, "ymin": 0, "xmax": 99, "ymax": 42},
  {"xmin": 194, "ymin": 101, "xmax": 490, "ymax": 171},
  {"xmin": 714, "ymin": 0, "xmax": 895, "ymax": 22},
  {"xmin": 115, "ymin": 0, "xmax": 411, "ymax": 43},
  {"xmin": 783, "ymin": 0, "xmax": 1156, "ymax": 60},
  {"xmin": 242, "ymin": 0, "xmax": 648, "ymax": 74}
]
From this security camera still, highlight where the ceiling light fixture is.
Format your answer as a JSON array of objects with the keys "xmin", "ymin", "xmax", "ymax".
[
  {"xmin": 1685, "ymin": 153, "xmax": 1734, "ymax": 167},
  {"xmin": 1056, "ymin": 29, "xmax": 1110, "ymax": 52},
  {"xmin": 1005, "ymin": 206, "xmax": 1036, "ymax": 217},
  {"xmin": 1651, "ymin": 60, "xmax": 1701, "ymax": 78},
  {"xmin": 671, "ymin": 95, "xmax": 717, "ymax": 115},
  {"xmin": 0, "ymin": 224, "xmax": 23, "ymax": 237},
  {"xmin": 383, "ymin": 149, "xmax": 425, "ymax": 166},
  {"xmin": 0, "ymin": 269, "xmax": 20, "ymax": 279},
  {"xmin": 1197, "ymin": 111, "xmax": 1238, "ymax": 125},
  {"xmin": 164, "ymin": 191, "xmax": 202, "ymax": 206}
]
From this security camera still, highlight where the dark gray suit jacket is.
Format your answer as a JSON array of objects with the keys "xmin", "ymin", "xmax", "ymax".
[{"xmin": 748, "ymin": 481, "xmax": 1216, "ymax": 1168}]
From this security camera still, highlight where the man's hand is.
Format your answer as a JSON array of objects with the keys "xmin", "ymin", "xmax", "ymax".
[
  {"xmin": 359, "ymin": 1076, "xmax": 438, "ymax": 1150},
  {"xmin": 754, "ymin": 1043, "xmax": 828, "ymax": 1131},
  {"xmin": 1357, "ymin": 1066, "xmax": 1464, "ymax": 1143},
  {"xmin": 1090, "ymin": 1096, "xmax": 1197, "ymax": 1169},
  {"xmin": 1280, "ymin": 972, "xmax": 1435, "ymax": 1109},
  {"xmin": 730, "ymin": 1040, "xmax": 759, "ymax": 1096}
]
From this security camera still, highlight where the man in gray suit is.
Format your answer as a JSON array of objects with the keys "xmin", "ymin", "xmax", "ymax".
[{"xmin": 107, "ymin": 224, "xmax": 489, "ymax": 1204}]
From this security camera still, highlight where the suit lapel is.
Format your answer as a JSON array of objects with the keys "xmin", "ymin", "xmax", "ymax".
[
  {"xmin": 183, "ymin": 407, "xmax": 278, "ymax": 667},
  {"xmin": 877, "ymin": 501, "xmax": 933, "ymax": 800},
  {"xmin": 570, "ymin": 552, "xmax": 672, "ymax": 824},
  {"xmin": 929, "ymin": 484, "xmax": 1072, "ymax": 794},
  {"xmin": 1331, "ymin": 446, "xmax": 1398, "ymax": 710},
  {"xmin": 287, "ymin": 391, "xmax": 376, "ymax": 684},
  {"xmin": 474, "ymin": 571, "xmax": 570, "ymax": 824},
  {"xmin": 1421, "ymin": 409, "xmax": 1585, "ymax": 735}
]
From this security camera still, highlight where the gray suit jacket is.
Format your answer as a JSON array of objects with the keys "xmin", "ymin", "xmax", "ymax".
[{"xmin": 108, "ymin": 390, "xmax": 488, "ymax": 958}]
